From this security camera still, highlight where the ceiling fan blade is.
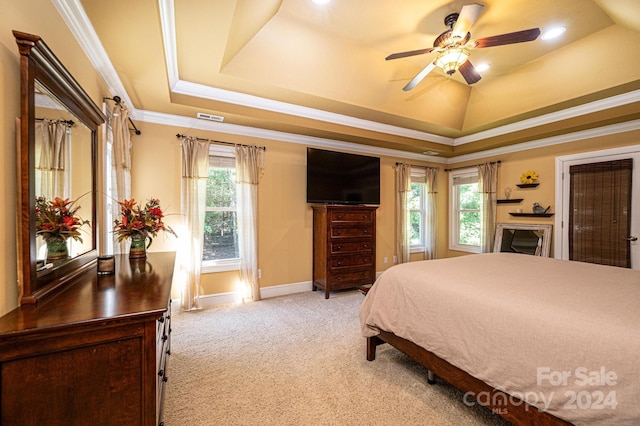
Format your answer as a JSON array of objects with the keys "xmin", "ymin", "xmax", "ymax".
[
  {"xmin": 403, "ymin": 62, "xmax": 436, "ymax": 91},
  {"xmin": 386, "ymin": 47, "xmax": 435, "ymax": 61},
  {"xmin": 474, "ymin": 28, "xmax": 541, "ymax": 48},
  {"xmin": 452, "ymin": 3, "xmax": 484, "ymax": 39},
  {"xmin": 459, "ymin": 60, "xmax": 481, "ymax": 85}
]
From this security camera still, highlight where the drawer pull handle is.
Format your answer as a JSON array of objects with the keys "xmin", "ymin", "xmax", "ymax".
[
  {"xmin": 337, "ymin": 230, "xmax": 342, "ymax": 234},
  {"xmin": 363, "ymin": 229, "xmax": 368, "ymax": 234},
  {"xmin": 363, "ymin": 244, "xmax": 368, "ymax": 248},
  {"xmin": 337, "ymin": 276, "xmax": 342, "ymax": 280},
  {"xmin": 337, "ymin": 215, "xmax": 342, "ymax": 219},
  {"xmin": 337, "ymin": 261, "xmax": 342, "ymax": 265},
  {"xmin": 158, "ymin": 369, "xmax": 164, "ymax": 377},
  {"xmin": 336, "ymin": 245, "xmax": 342, "ymax": 250}
]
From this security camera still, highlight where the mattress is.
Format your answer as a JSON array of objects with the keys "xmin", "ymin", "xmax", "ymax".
[{"xmin": 359, "ymin": 253, "xmax": 640, "ymax": 425}]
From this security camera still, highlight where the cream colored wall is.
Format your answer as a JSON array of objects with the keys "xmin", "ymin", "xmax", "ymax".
[
  {"xmin": 127, "ymin": 122, "xmax": 428, "ymax": 297},
  {"xmin": 445, "ymin": 130, "xmax": 640, "ymax": 258},
  {"xmin": 0, "ymin": 0, "xmax": 110, "ymax": 316}
]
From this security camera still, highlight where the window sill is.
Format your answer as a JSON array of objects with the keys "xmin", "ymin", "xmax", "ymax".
[
  {"xmin": 448, "ymin": 244, "xmax": 481, "ymax": 254},
  {"xmin": 202, "ymin": 259, "xmax": 240, "ymax": 274}
]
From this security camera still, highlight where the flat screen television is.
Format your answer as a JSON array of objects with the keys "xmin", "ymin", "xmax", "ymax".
[{"xmin": 306, "ymin": 148, "xmax": 380, "ymax": 205}]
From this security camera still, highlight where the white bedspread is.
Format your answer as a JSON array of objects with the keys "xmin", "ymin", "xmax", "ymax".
[{"xmin": 359, "ymin": 253, "xmax": 640, "ymax": 425}]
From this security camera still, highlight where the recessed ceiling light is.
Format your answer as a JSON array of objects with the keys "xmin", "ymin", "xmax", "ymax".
[
  {"xmin": 541, "ymin": 26, "xmax": 566, "ymax": 41},
  {"xmin": 474, "ymin": 63, "xmax": 490, "ymax": 73},
  {"xmin": 312, "ymin": 0, "xmax": 331, "ymax": 5}
]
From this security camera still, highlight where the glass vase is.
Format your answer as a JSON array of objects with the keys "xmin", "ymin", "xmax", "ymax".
[
  {"xmin": 129, "ymin": 234, "xmax": 148, "ymax": 259},
  {"xmin": 46, "ymin": 235, "xmax": 69, "ymax": 264}
]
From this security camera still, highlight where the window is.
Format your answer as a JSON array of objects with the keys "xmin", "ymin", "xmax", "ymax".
[
  {"xmin": 203, "ymin": 146, "xmax": 240, "ymax": 272},
  {"xmin": 449, "ymin": 169, "xmax": 481, "ymax": 253},
  {"xmin": 408, "ymin": 176, "xmax": 426, "ymax": 251}
]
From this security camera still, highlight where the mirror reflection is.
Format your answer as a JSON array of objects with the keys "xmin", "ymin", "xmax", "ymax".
[
  {"xmin": 493, "ymin": 223, "xmax": 552, "ymax": 257},
  {"xmin": 34, "ymin": 81, "xmax": 94, "ymax": 271}
]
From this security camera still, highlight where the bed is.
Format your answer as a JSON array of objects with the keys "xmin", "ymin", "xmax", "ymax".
[{"xmin": 359, "ymin": 253, "xmax": 640, "ymax": 425}]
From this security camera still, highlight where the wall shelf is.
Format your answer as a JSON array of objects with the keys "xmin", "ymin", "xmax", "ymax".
[
  {"xmin": 516, "ymin": 183, "xmax": 539, "ymax": 188},
  {"xmin": 509, "ymin": 212, "xmax": 554, "ymax": 217},
  {"xmin": 497, "ymin": 198, "xmax": 524, "ymax": 204}
]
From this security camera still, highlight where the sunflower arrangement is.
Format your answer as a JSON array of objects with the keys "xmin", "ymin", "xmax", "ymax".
[{"xmin": 520, "ymin": 170, "xmax": 539, "ymax": 184}]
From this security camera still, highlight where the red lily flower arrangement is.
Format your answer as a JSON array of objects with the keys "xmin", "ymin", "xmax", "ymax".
[
  {"xmin": 113, "ymin": 198, "xmax": 177, "ymax": 246},
  {"xmin": 35, "ymin": 196, "xmax": 89, "ymax": 242}
]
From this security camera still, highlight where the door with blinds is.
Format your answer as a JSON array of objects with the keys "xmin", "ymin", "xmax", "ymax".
[
  {"xmin": 569, "ymin": 159, "xmax": 633, "ymax": 267},
  {"xmin": 557, "ymin": 147, "xmax": 640, "ymax": 269}
]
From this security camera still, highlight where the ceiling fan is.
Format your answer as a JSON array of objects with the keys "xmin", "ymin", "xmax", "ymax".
[{"xmin": 386, "ymin": 3, "xmax": 540, "ymax": 91}]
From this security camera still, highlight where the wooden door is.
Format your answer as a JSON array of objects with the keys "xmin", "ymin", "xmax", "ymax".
[{"xmin": 568, "ymin": 159, "xmax": 633, "ymax": 267}]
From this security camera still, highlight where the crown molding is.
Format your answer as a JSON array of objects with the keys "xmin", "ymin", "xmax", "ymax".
[
  {"xmin": 447, "ymin": 120, "xmax": 640, "ymax": 164},
  {"xmin": 139, "ymin": 109, "xmax": 445, "ymax": 162},
  {"xmin": 57, "ymin": 0, "xmax": 640, "ymax": 166},
  {"xmin": 454, "ymin": 89, "xmax": 640, "ymax": 146},
  {"xmin": 52, "ymin": 0, "xmax": 135, "ymax": 111}
]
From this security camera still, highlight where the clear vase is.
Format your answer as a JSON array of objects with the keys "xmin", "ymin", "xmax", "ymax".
[
  {"xmin": 129, "ymin": 234, "xmax": 148, "ymax": 259},
  {"xmin": 46, "ymin": 235, "xmax": 69, "ymax": 263}
]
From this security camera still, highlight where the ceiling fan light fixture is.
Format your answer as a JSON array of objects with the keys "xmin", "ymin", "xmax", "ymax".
[{"xmin": 435, "ymin": 47, "xmax": 470, "ymax": 75}]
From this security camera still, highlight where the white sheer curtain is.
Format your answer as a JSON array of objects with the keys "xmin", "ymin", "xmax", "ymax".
[
  {"xmin": 235, "ymin": 144, "xmax": 264, "ymax": 302},
  {"xmin": 176, "ymin": 136, "xmax": 210, "ymax": 311},
  {"xmin": 478, "ymin": 162, "xmax": 498, "ymax": 253},
  {"xmin": 424, "ymin": 167, "xmax": 438, "ymax": 260},
  {"xmin": 35, "ymin": 119, "xmax": 69, "ymax": 200},
  {"xmin": 395, "ymin": 163, "xmax": 411, "ymax": 264},
  {"xmin": 110, "ymin": 103, "xmax": 132, "ymax": 254}
]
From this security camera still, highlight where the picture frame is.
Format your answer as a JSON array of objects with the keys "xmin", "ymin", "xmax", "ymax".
[{"xmin": 493, "ymin": 223, "xmax": 552, "ymax": 257}]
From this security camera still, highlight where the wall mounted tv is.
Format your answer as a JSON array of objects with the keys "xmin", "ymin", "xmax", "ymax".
[{"xmin": 306, "ymin": 147, "xmax": 380, "ymax": 205}]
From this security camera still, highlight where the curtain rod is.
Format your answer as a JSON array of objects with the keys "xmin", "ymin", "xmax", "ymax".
[
  {"xmin": 444, "ymin": 160, "xmax": 501, "ymax": 172},
  {"xmin": 176, "ymin": 133, "xmax": 266, "ymax": 151},
  {"xmin": 36, "ymin": 117, "xmax": 74, "ymax": 126},
  {"xmin": 103, "ymin": 96, "xmax": 141, "ymax": 135},
  {"xmin": 395, "ymin": 162, "xmax": 439, "ymax": 170}
]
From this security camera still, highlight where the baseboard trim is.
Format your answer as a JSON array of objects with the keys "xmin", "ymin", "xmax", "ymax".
[{"xmin": 193, "ymin": 281, "xmax": 313, "ymax": 309}]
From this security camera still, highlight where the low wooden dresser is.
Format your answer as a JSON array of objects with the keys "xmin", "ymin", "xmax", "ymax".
[
  {"xmin": 0, "ymin": 252, "xmax": 175, "ymax": 426},
  {"xmin": 312, "ymin": 205, "xmax": 377, "ymax": 298}
]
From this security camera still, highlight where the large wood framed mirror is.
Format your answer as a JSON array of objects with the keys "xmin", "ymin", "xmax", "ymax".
[{"xmin": 14, "ymin": 31, "xmax": 105, "ymax": 305}]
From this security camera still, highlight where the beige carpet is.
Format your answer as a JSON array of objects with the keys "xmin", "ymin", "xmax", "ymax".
[{"xmin": 163, "ymin": 290, "xmax": 511, "ymax": 426}]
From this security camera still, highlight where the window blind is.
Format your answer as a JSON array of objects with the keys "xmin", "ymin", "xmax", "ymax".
[{"xmin": 569, "ymin": 158, "xmax": 633, "ymax": 267}]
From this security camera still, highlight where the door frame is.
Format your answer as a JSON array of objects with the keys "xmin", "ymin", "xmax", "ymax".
[{"xmin": 555, "ymin": 144, "xmax": 640, "ymax": 268}]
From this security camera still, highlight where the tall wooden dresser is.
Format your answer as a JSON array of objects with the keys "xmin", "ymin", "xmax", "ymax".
[
  {"xmin": 312, "ymin": 205, "xmax": 377, "ymax": 298},
  {"xmin": 0, "ymin": 252, "xmax": 175, "ymax": 426}
]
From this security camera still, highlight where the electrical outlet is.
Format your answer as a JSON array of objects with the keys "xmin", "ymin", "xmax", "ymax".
[
  {"xmin": 383, "ymin": 257, "xmax": 388, "ymax": 264},
  {"xmin": 393, "ymin": 256, "xmax": 398, "ymax": 264},
  {"xmin": 257, "ymin": 269, "xmax": 262, "ymax": 279}
]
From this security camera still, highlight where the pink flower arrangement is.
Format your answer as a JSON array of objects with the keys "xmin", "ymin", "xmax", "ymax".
[
  {"xmin": 35, "ymin": 196, "xmax": 89, "ymax": 242},
  {"xmin": 113, "ymin": 198, "xmax": 177, "ymax": 246}
]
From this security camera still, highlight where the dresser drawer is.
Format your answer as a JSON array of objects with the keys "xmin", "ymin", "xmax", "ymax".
[
  {"xmin": 330, "ymin": 254, "xmax": 373, "ymax": 269},
  {"xmin": 328, "ymin": 269, "xmax": 374, "ymax": 286},
  {"xmin": 330, "ymin": 240, "xmax": 373, "ymax": 254},
  {"xmin": 330, "ymin": 225, "xmax": 373, "ymax": 239},
  {"xmin": 329, "ymin": 209, "xmax": 374, "ymax": 223}
]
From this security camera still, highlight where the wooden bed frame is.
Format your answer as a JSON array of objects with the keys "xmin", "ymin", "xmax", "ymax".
[{"xmin": 367, "ymin": 330, "xmax": 572, "ymax": 426}]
